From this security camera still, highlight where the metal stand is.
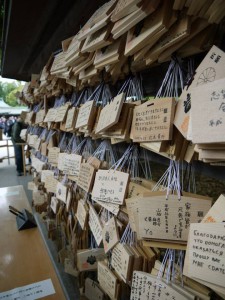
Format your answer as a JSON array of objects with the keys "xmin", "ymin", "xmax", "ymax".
[{"xmin": 16, "ymin": 209, "xmax": 37, "ymax": 231}]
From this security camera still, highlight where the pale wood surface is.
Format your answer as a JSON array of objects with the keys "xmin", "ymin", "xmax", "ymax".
[{"xmin": 0, "ymin": 185, "xmax": 66, "ymax": 299}]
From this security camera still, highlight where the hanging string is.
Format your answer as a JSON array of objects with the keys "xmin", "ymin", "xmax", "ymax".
[
  {"xmin": 33, "ymin": 101, "xmax": 43, "ymax": 113},
  {"xmin": 141, "ymin": 148, "xmax": 152, "ymax": 180},
  {"xmin": 117, "ymin": 75, "xmax": 143, "ymax": 101},
  {"xmin": 58, "ymin": 132, "xmax": 68, "ymax": 151},
  {"xmin": 110, "ymin": 144, "xmax": 134, "ymax": 171},
  {"xmin": 54, "ymin": 95, "xmax": 67, "ymax": 108},
  {"xmin": 184, "ymin": 58, "xmax": 195, "ymax": 90},
  {"xmin": 152, "ymin": 160, "xmax": 181, "ymax": 199},
  {"xmin": 156, "ymin": 57, "xmax": 185, "ymax": 99},
  {"xmin": 39, "ymin": 128, "xmax": 48, "ymax": 141},
  {"xmin": 81, "ymin": 137, "xmax": 95, "ymax": 160},
  {"xmin": 88, "ymin": 140, "xmax": 116, "ymax": 167},
  {"xmin": 45, "ymin": 130, "xmax": 56, "ymax": 144},
  {"xmin": 71, "ymin": 138, "xmax": 88, "ymax": 155},
  {"xmin": 64, "ymin": 134, "xmax": 75, "ymax": 153}
]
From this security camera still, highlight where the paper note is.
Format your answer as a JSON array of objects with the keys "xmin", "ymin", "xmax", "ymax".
[{"xmin": 0, "ymin": 279, "xmax": 55, "ymax": 300}]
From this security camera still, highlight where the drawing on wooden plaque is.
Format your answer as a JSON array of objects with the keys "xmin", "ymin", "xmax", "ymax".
[{"xmin": 197, "ymin": 67, "xmax": 216, "ymax": 85}]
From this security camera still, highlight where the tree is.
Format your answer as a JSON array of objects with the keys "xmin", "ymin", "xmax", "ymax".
[
  {"xmin": 6, "ymin": 85, "xmax": 23, "ymax": 107},
  {"xmin": 0, "ymin": 80, "xmax": 24, "ymax": 106}
]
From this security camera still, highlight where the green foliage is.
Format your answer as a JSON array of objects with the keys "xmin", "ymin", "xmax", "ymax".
[{"xmin": 0, "ymin": 81, "xmax": 24, "ymax": 107}]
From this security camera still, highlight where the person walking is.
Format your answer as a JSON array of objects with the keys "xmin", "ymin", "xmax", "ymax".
[{"xmin": 11, "ymin": 117, "xmax": 25, "ymax": 176}]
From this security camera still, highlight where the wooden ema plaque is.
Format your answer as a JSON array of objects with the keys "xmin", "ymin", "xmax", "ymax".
[
  {"xmin": 92, "ymin": 169, "xmax": 129, "ymax": 205},
  {"xmin": 48, "ymin": 147, "xmax": 60, "ymax": 165},
  {"xmin": 111, "ymin": 0, "xmax": 142, "ymax": 22},
  {"xmin": 45, "ymin": 175, "xmax": 58, "ymax": 194},
  {"xmin": 95, "ymin": 93, "xmax": 125, "ymax": 134},
  {"xmin": 98, "ymin": 261, "xmax": 120, "ymax": 300},
  {"xmin": 77, "ymin": 163, "xmax": 96, "ymax": 193},
  {"xmin": 131, "ymin": 98, "xmax": 175, "ymax": 142},
  {"xmin": 127, "ymin": 191, "xmax": 212, "ymax": 242},
  {"xmin": 94, "ymin": 37, "xmax": 125, "ymax": 69},
  {"xmin": 183, "ymin": 195, "xmax": 225, "ymax": 296},
  {"xmin": 101, "ymin": 103, "xmax": 133, "ymax": 138},
  {"xmin": 61, "ymin": 154, "xmax": 82, "ymax": 177},
  {"xmin": 41, "ymin": 170, "xmax": 55, "ymax": 183},
  {"xmin": 125, "ymin": 196, "xmax": 141, "ymax": 233},
  {"xmin": 93, "ymin": 198, "xmax": 120, "ymax": 216},
  {"xmin": 31, "ymin": 158, "xmax": 45, "ymax": 173},
  {"xmin": 131, "ymin": 272, "xmax": 188, "ymax": 300},
  {"xmin": 81, "ymin": 24, "xmax": 112, "ymax": 53},
  {"xmin": 174, "ymin": 45, "xmax": 225, "ymax": 139},
  {"xmin": 44, "ymin": 108, "xmax": 57, "ymax": 122},
  {"xmin": 50, "ymin": 196, "xmax": 59, "ymax": 214},
  {"xmin": 102, "ymin": 216, "xmax": 119, "ymax": 253},
  {"xmin": 76, "ymin": 199, "xmax": 88, "ymax": 230},
  {"xmin": 27, "ymin": 134, "xmax": 38, "ymax": 148},
  {"xmin": 85, "ymin": 278, "xmax": 104, "ymax": 300},
  {"xmin": 112, "ymin": 0, "xmax": 160, "ymax": 40},
  {"xmin": 64, "ymin": 258, "xmax": 79, "ymax": 277},
  {"xmin": 158, "ymin": 18, "xmax": 209, "ymax": 63},
  {"xmin": 75, "ymin": 100, "xmax": 96, "ymax": 129},
  {"xmin": 57, "ymin": 153, "xmax": 66, "ymax": 171},
  {"xmin": 202, "ymin": 194, "xmax": 225, "ymax": 223},
  {"xmin": 78, "ymin": 0, "xmax": 116, "ymax": 41},
  {"xmin": 64, "ymin": 36, "xmax": 85, "ymax": 67},
  {"xmin": 77, "ymin": 248, "xmax": 106, "ymax": 271},
  {"xmin": 73, "ymin": 53, "xmax": 95, "ymax": 76},
  {"xmin": 54, "ymin": 103, "xmax": 70, "ymax": 123},
  {"xmin": 124, "ymin": 0, "xmax": 174, "ymax": 57},
  {"xmin": 111, "ymin": 243, "xmax": 134, "ymax": 283},
  {"xmin": 187, "ymin": 223, "xmax": 225, "ymax": 288},
  {"xmin": 35, "ymin": 109, "xmax": 45, "ymax": 124},
  {"xmin": 191, "ymin": 78, "xmax": 225, "ymax": 144},
  {"xmin": 145, "ymin": 14, "xmax": 191, "ymax": 64},
  {"xmin": 88, "ymin": 202, "xmax": 103, "ymax": 246},
  {"xmin": 65, "ymin": 107, "xmax": 77, "ymax": 129},
  {"xmin": 56, "ymin": 182, "xmax": 68, "ymax": 204}
]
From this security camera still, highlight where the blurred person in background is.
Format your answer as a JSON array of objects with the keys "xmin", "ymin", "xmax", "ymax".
[
  {"xmin": 4, "ymin": 117, "xmax": 14, "ymax": 137},
  {"xmin": 11, "ymin": 117, "xmax": 25, "ymax": 176}
]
